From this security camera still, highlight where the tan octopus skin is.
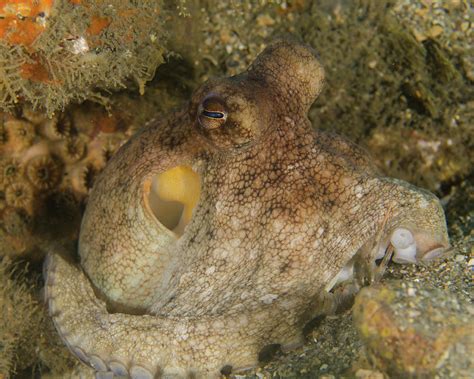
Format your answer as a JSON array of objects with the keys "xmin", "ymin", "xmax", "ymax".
[{"xmin": 45, "ymin": 40, "xmax": 450, "ymax": 378}]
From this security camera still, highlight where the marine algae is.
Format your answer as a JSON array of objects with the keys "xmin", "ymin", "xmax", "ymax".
[
  {"xmin": 0, "ymin": 258, "xmax": 44, "ymax": 376},
  {"xmin": 0, "ymin": 1, "xmax": 167, "ymax": 116},
  {"xmin": 0, "ymin": 257, "xmax": 75, "ymax": 378}
]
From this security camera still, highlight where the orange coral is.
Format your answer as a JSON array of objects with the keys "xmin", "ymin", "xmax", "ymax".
[
  {"xmin": 20, "ymin": 59, "xmax": 52, "ymax": 82},
  {"xmin": 87, "ymin": 16, "xmax": 110, "ymax": 37},
  {"xmin": 0, "ymin": 2, "xmax": 166, "ymax": 115},
  {"xmin": 0, "ymin": 1, "xmax": 54, "ymax": 47}
]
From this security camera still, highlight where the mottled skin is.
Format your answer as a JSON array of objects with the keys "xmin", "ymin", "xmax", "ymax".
[{"xmin": 45, "ymin": 41, "xmax": 449, "ymax": 378}]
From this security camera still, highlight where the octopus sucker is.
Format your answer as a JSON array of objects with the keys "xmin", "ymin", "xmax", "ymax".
[{"xmin": 45, "ymin": 40, "xmax": 450, "ymax": 378}]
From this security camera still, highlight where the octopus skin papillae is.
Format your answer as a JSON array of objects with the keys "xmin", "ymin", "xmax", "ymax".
[{"xmin": 44, "ymin": 40, "xmax": 450, "ymax": 379}]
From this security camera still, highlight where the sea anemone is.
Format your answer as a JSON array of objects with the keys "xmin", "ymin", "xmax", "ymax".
[
  {"xmin": 0, "ymin": 157, "xmax": 23, "ymax": 188},
  {"xmin": 22, "ymin": 105, "xmax": 48, "ymax": 124},
  {"xmin": 0, "ymin": 158, "xmax": 23, "ymax": 187},
  {"xmin": 0, "ymin": 123, "xmax": 8, "ymax": 144},
  {"xmin": 86, "ymin": 134, "xmax": 123, "ymax": 170},
  {"xmin": 59, "ymin": 136, "xmax": 87, "ymax": 164},
  {"xmin": 40, "ymin": 113, "xmax": 75, "ymax": 141},
  {"xmin": 4, "ymin": 119, "xmax": 35, "ymax": 150},
  {"xmin": 4, "ymin": 180, "xmax": 34, "ymax": 212},
  {"xmin": 70, "ymin": 162, "xmax": 97, "ymax": 197},
  {"xmin": 0, "ymin": 189, "xmax": 6, "ymax": 210},
  {"xmin": 25, "ymin": 155, "xmax": 62, "ymax": 191}
]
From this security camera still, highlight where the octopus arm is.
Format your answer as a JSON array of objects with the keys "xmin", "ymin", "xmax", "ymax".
[{"xmin": 45, "ymin": 252, "xmax": 279, "ymax": 378}]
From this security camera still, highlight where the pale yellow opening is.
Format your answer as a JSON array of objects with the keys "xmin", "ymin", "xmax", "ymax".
[{"xmin": 147, "ymin": 166, "xmax": 201, "ymax": 236}]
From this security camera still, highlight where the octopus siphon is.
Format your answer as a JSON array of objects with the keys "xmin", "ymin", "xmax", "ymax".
[{"xmin": 45, "ymin": 40, "xmax": 450, "ymax": 378}]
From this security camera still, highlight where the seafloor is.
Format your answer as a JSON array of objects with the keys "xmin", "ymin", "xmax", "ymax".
[{"xmin": 0, "ymin": 1, "xmax": 472, "ymax": 378}]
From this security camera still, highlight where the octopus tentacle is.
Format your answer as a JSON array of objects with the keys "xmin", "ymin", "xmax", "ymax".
[{"xmin": 45, "ymin": 251, "xmax": 293, "ymax": 378}]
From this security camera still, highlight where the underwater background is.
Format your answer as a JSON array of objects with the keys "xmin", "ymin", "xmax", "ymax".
[{"xmin": 0, "ymin": 0, "xmax": 472, "ymax": 378}]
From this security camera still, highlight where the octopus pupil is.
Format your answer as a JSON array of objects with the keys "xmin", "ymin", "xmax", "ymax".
[{"xmin": 202, "ymin": 110, "xmax": 224, "ymax": 119}]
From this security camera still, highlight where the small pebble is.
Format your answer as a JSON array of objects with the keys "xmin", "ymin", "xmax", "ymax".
[
  {"xmin": 355, "ymin": 368, "xmax": 384, "ymax": 379},
  {"xmin": 429, "ymin": 24, "xmax": 444, "ymax": 38},
  {"xmin": 368, "ymin": 60, "xmax": 377, "ymax": 69},
  {"xmin": 460, "ymin": 21, "xmax": 470, "ymax": 32}
]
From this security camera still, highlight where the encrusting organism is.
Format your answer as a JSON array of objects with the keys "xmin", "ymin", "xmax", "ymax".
[
  {"xmin": 26, "ymin": 154, "xmax": 62, "ymax": 191},
  {"xmin": 0, "ymin": 104, "xmax": 132, "ymax": 259},
  {"xmin": 4, "ymin": 179, "xmax": 34, "ymax": 211},
  {"xmin": 0, "ymin": 157, "xmax": 23, "ymax": 187},
  {"xmin": 0, "ymin": 1, "xmax": 167, "ymax": 115}
]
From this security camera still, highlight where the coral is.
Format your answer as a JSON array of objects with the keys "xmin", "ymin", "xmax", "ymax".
[
  {"xmin": 39, "ymin": 113, "xmax": 74, "ymax": 141},
  {"xmin": 0, "ymin": 103, "xmax": 132, "ymax": 259},
  {"xmin": 59, "ymin": 136, "xmax": 87, "ymax": 163},
  {"xmin": 4, "ymin": 118, "xmax": 35, "ymax": 150},
  {"xmin": 4, "ymin": 180, "xmax": 34, "ymax": 212},
  {"xmin": 0, "ymin": 157, "xmax": 23, "ymax": 187},
  {"xmin": 0, "ymin": 1, "xmax": 54, "ymax": 46},
  {"xmin": 26, "ymin": 154, "xmax": 62, "ymax": 191},
  {"xmin": 69, "ymin": 162, "xmax": 97, "ymax": 197},
  {"xmin": 0, "ymin": 1, "xmax": 167, "ymax": 116}
]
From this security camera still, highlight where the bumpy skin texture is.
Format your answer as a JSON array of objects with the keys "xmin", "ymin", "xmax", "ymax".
[{"xmin": 45, "ymin": 41, "xmax": 449, "ymax": 378}]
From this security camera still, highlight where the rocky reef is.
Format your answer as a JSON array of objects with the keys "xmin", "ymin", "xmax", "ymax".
[{"xmin": 0, "ymin": 0, "xmax": 472, "ymax": 378}]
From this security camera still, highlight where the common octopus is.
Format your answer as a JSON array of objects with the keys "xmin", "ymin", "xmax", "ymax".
[{"xmin": 45, "ymin": 40, "xmax": 450, "ymax": 378}]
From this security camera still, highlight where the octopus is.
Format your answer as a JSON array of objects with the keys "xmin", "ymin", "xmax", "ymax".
[{"xmin": 44, "ymin": 40, "xmax": 450, "ymax": 378}]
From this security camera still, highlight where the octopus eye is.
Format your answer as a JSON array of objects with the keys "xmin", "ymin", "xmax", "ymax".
[{"xmin": 198, "ymin": 97, "xmax": 227, "ymax": 130}]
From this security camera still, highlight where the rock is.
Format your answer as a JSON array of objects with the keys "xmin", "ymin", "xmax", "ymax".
[{"xmin": 353, "ymin": 280, "xmax": 473, "ymax": 378}]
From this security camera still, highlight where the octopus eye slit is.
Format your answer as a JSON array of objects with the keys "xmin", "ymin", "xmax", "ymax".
[
  {"xmin": 197, "ymin": 96, "xmax": 228, "ymax": 130},
  {"xmin": 201, "ymin": 110, "xmax": 225, "ymax": 119}
]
